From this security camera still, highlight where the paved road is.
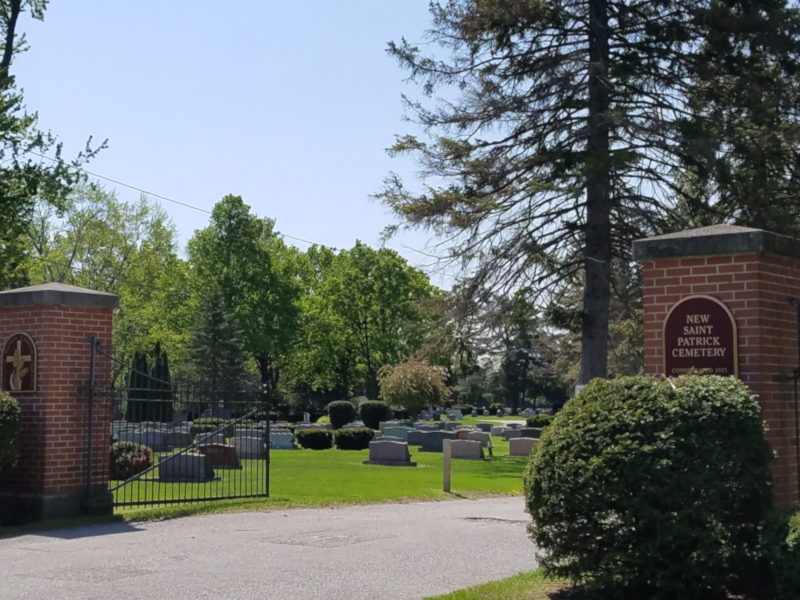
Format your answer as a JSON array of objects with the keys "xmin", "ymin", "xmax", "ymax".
[{"xmin": 0, "ymin": 497, "xmax": 537, "ymax": 600}]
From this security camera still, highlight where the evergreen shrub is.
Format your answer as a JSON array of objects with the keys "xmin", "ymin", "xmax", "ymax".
[
  {"xmin": 327, "ymin": 400, "xmax": 357, "ymax": 429},
  {"xmin": 525, "ymin": 414, "xmax": 554, "ymax": 428},
  {"xmin": 0, "ymin": 390, "xmax": 21, "ymax": 472},
  {"xmin": 524, "ymin": 375, "xmax": 774, "ymax": 599},
  {"xmin": 110, "ymin": 441, "xmax": 153, "ymax": 480},
  {"xmin": 333, "ymin": 427, "xmax": 373, "ymax": 450},
  {"xmin": 191, "ymin": 418, "xmax": 234, "ymax": 437},
  {"xmin": 296, "ymin": 429, "xmax": 333, "ymax": 450},
  {"xmin": 316, "ymin": 415, "xmax": 330, "ymax": 424},
  {"xmin": 359, "ymin": 400, "xmax": 391, "ymax": 429},
  {"xmin": 756, "ymin": 508, "xmax": 800, "ymax": 600}
]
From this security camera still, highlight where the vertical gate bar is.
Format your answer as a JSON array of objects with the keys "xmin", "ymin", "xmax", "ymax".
[
  {"xmin": 86, "ymin": 336, "xmax": 97, "ymax": 504},
  {"xmin": 265, "ymin": 384, "xmax": 270, "ymax": 497}
]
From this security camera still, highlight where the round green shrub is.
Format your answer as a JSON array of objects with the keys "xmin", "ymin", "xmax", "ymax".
[
  {"xmin": 524, "ymin": 375, "xmax": 773, "ymax": 599},
  {"xmin": 316, "ymin": 415, "xmax": 330, "ymax": 424},
  {"xmin": 0, "ymin": 390, "xmax": 21, "ymax": 472},
  {"xmin": 191, "ymin": 417, "xmax": 235, "ymax": 438},
  {"xmin": 296, "ymin": 429, "xmax": 333, "ymax": 450},
  {"xmin": 327, "ymin": 400, "xmax": 357, "ymax": 429},
  {"xmin": 110, "ymin": 441, "xmax": 154, "ymax": 480},
  {"xmin": 333, "ymin": 427, "xmax": 374, "ymax": 450},
  {"xmin": 754, "ymin": 508, "xmax": 800, "ymax": 600},
  {"xmin": 359, "ymin": 400, "xmax": 391, "ymax": 430},
  {"xmin": 525, "ymin": 414, "xmax": 554, "ymax": 429}
]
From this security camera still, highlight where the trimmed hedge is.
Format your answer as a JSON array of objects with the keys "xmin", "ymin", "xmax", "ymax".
[
  {"xmin": 110, "ymin": 441, "xmax": 153, "ymax": 480},
  {"xmin": 524, "ymin": 375, "xmax": 774, "ymax": 598},
  {"xmin": 316, "ymin": 415, "xmax": 330, "ymax": 424},
  {"xmin": 333, "ymin": 427, "xmax": 374, "ymax": 451},
  {"xmin": 0, "ymin": 390, "xmax": 21, "ymax": 472},
  {"xmin": 327, "ymin": 400, "xmax": 357, "ymax": 429},
  {"xmin": 525, "ymin": 414, "xmax": 554, "ymax": 429},
  {"xmin": 359, "ymin": 400, "xmax": 391, "ymax": 430},
  {"xmin": 295, "ymin": 429, "xmax": 333, "ymax": 450},
  {"xmin": 755, "ymin": 508, "xmax": 800, "ymax": 600}
]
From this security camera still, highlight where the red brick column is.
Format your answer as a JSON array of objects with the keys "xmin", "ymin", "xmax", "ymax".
[
  {"xmin": 0, "ymin": 283, "xmax": 118, "ymax": 524},
  {"xmin": 634, "ymin": 225, "xmax": 800, "ymax": 508}
]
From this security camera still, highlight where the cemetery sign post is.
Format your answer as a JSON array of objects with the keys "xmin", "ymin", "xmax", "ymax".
[{"xmin": 663, "ymin": 295, "xmax": 738, "ymax": 378}]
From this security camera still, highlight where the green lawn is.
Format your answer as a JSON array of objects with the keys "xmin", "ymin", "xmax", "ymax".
[
  {"xmin": 423, "ymin": 570, "xmax": 567, "ymax": 600},
  {"xmin": 112, "ymin": 434, "xmax": 529, "ymax": 520}
]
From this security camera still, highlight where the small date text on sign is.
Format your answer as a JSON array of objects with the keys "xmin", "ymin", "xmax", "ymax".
[{"xmin": 663, "ymin": 295, "xmax": 738, "ymax": 378}]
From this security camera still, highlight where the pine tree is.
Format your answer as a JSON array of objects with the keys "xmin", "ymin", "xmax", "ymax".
[
  {"xmin": 124, "ymin": 352, "xmax": 149, "ymax": 423},
  {"xmin": 378, "ymin": 0, "xmax": 800, "ymax": 383},
  {"xmin": 187, "ymin": 292, "xmax": 248, "ymax": 385},
  {"xmin": 149, "ymin": 342, "xmax": 173, "ymax": 423}
]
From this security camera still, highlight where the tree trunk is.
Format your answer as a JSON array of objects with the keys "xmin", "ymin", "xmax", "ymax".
[{"xmin": 580, "ymin": 0, "xmax": 612, "ymax": 385}]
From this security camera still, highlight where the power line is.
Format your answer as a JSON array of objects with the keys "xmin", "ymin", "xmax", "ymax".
[
  {"xmin": 28, "ymin": 150, "xmax": 461, "ymax": 280},
  {"xmin": 28, "ymin": 151, "xmax": 341, "ymax": 251}
]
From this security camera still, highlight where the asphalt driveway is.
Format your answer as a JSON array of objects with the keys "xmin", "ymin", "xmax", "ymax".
[{"xmin": 0, "ymin": 497, "xmax": 537, "ymax": 600}]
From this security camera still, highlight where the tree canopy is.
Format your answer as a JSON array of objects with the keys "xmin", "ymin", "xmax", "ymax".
[{"xmin": 377, "ymin": 0, "xmax": 800, "ymax": 383}]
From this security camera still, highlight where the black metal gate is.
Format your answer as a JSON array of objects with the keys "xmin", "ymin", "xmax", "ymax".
[{"xmin": 88, "ymin": 344, "xmax": 270, "ymax": 510}]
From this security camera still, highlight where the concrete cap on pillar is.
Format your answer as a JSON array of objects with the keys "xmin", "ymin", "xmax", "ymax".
[
  {"xmin": 633, "ymin": 224, "xmax": 800, "ymax": 261},
  {"xmin": 0, "ymin": 282, "xmax": 120, "ymax": 309}
]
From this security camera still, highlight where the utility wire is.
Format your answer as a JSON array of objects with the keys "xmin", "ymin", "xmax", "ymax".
[{"xmin": 27, "ymin": 150, "xmax": 459, "ymax": 281}]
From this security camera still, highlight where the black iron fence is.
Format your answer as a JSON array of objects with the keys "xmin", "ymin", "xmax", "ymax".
[{"xmin": 89, "ymin": 349, "xmax": 270, "ymax": 510}]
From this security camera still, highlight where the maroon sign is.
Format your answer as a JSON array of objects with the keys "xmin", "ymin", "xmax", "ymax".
[
  {"xmin": 663, "ymin": 295, "xmax": 738, "ymax": 378},
  {"xmin": 1, "ymin": 332, "xmax": 37, "ymax": 393}
]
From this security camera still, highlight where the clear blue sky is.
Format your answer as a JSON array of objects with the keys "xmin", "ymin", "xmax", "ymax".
[{"xmin": 15, "ymin": 2, "xmax": 455, "ymax": 286}]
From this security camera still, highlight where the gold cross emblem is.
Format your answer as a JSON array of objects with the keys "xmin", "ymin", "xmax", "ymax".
[{"xmin": 6, "ymin": 340, "xmax": 31, "ymax": 391}]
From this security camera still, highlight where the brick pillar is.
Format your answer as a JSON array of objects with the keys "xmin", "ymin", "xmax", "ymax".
[
  {"xmin": 633, "ymin": 225, "xmax": 800, "ymax": 508},
  {"xmin": 0, "ymin": 283, "xmax": 119, "ymax": 524}
]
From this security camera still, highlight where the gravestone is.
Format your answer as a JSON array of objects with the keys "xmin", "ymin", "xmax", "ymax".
[
  {"xmin": 384, "ymin": 426, "xmax": 411, "ymax": 441},
  {"xmin": 202, "ymin": 407, "xmax": 231, "ymax": 420},
  {"xmin": 303, "ymin": 412, "xmax": 310, "ymax": 423},
  {"xmin": 444, "ymin": 422, "xmax": 462, "ymax": 431},
  {"xmin": 490, "ymin": 426, "xmax": 504, "ymax": 437},
  {"xmin": 504, "ymin": 429, "xmax": 521, "ymax": 440},
  {"xmin": 509, "ymin": 437, "xmax": 537, "ymax": 457},
  {"xmin": 483, "ymin": 409, "xmax": 489, "ymax": 416},
  {"xmin": 118, "ymin": 430, "xmax": 165, "ymax": 451},
  {"xmin": 455, "ymin": 428, "xmax": 477, "ymax": 440},
  {"xmin": 362, "ymin": 441, "xmax": 416, "ymax": 466},
  {"xmin": 197, "ymin": 444, "xmax": 241, "ymax": 469},
  {"xmin": 380, "ymin": 436, "xmax": 404, "ymax": 444},
  {"xmin": 520, "ymin": 428, "xmax": 542, "ymax": 439},
  {"xmin": 195, "ymin": 431, "xmax": 226, "ymax": 445},
  {"xmin": 270, "ymin": 432, "xmax": 296, "ymax": 450},
  {"xmin": 505, "ymin": 422, "xmax": 521, "ymax": 429},
  {"xmin": 468, "ymin": 431, "xmax": 490, "ymax": 447},
  {"xmin": 158, "ymin": 453, "xmax": 215, "ymax": 482},
  {"xmin": 234, "ymin": 429, "xmax": 263, "ymax": 439},
  {"xmin": 172, "ymin": 412, "xmax": 189, "ymax": 425},
  {"xmin": 450, "ymin": 440, "xmax": 484, "ymax": 460},
  {"xmin": 406, "ymin": 430, "xmax": 427, "ymax": 447},
  {"xmin": 164, "ymin": 431, "xmax": 193, "ymax": 447},
  {"xmin": 496, "ymin": 410, "xmax": 504, "ymax": 417},
  {"xmin": 417, "ymin": 430, "xmax": 455, "ymax": 452},
  {"xmin": 475, "ymin": 423, "xmax": 493, "ymax": 433},
  {"xmin": 232, "ymin": 436, "xmax": 266, "ymax": 459},
  {"xmin": 378, "ymin": 421, "xmax": 402, "ymax": 433}
]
